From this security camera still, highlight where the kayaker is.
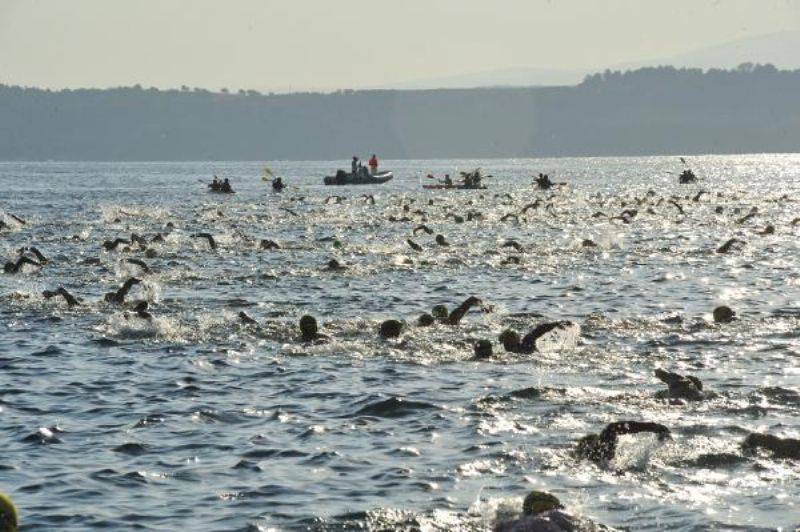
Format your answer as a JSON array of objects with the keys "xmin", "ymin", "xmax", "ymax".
[
  {"xmin": 369, "ymin": 154, "xmax": 379, "ymax": 174},
  {"xmin": 221, "ymin": 178, "xmax": 233, "ymax": 193},
  {"xmin": 209, "ymin": 176, "xmax": 220, "ymax": 191},
  {"xmin": 444, "ymin": 174, "xmax": 453, "ymax": 186},
  {"xmin": 535, "ymin": 173, "xmax": 553, "ymax": 190}
]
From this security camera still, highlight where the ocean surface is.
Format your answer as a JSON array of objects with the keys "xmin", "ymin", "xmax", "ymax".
[{"xmin": 1, "ymin": 156, "xmax": 799, "ymax": 531}]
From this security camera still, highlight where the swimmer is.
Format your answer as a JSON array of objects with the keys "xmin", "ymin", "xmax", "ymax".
[
  {"xmin": 742, "ymin": 433, "xmax": 800, "ymax": 460},
  {"xmin": 668, "ymin": 200, "xmax": 685, "ymax": 215},
  {"xmin": 0, "ymin": 492, "xmax": 18, "ymax": 532},
  {"xmin": 379, "ymin": 319, "xmax": 403, "ymax": 339},
  {"xmin": 412, "ymin": 224, "xmax": 434, "ymax": 236},
  {"xmin": 133, "ymin": 301, "xmax": 152, "ymax": 320},
  {"xmin": 260, "ymin": 239, "xmax": 281, "ymax": 250},
  {"xmin": 576, "ymin": 421, "xmax": 671, "ymax": 463},
  {"xmin": 495, "ymin": 490, "xmax": 605, "ymax": 532},
  {"xmin": 125, "ymin": 258, "xmax": 151, "ymax": 274},
  {"xmin": 324, "ymin": 259, "xmax": 347, "ymax": 271},
  {"xmin": 520, "ymin": 200, "xmax": 542, "ymax": 214},
  {"xmin": 102, "ymin": 238, "xmax": 130, "ymax": 251},
  {"xmin": 192, "ymin": 232, "xmax": 217, "ymax": 250},
  {"xmin": 124, "ymin": 301, "xmax": 152, "ymax": 320},
  {"xmin": 104, "ymin": 277, "xmax": 142, "ymax": 304},
  {"xmin": 757, "ymin": 225, "xmax": 775, "ymax": 235},
  {"xmin": 611, "ymin": 209, "xmax": 638, "ymax": 223},
  {"xmin": 130, "ymin": 233, "xmax": 147, "ymax": 247},
  {"xmin": 445, "ymin": 296, "xmax": 484, "ymax": 325},
  {"xmin": 8, "ymin": 213, "xmax": 26, "ymax": 226},
  {"xmin": 473, "ymin": 339, "xmax": 493, "ymax": 359},
  {"xmin": 406, "ymin": 239, "xmax": 423, "ymax": 252},
  {"xmin": 716, "ymin": 238, "xmax": 744, "ymax": 254},
  {"xmin": 238, "ymin": 311, "xmax": 258, "ymax": 325},
  {"xmin": 417, "ymin": 313, "xmax": 435, "ymax": 327},
  {"xmin": 298, "ymin": 315, "xmax": 328, "ymax": 343},
  {"xmin": 654, "ymin": 368, "xmax": 710, "ymax": 401},
  {"xmin": 3, "ymin": 256, "xmax": 42, "ymax": 274},
  {"xmin": 434, "ymin": 234, "xmax": 449, "ymax": 247},
  {"xmin": 18, "ymin": 246, "xmax": 48, "ymax": 264},
  {"xmin": 499, "ymin": 321, "xmax": 575, "ymax": 354},
  {"xmin": 495, "ymin": 192, "xmax": 514, "ymax": 202},
  {"xmin": 736, "ymin": 210, "xmax": 758, "ymax": 225},
  {"xmin": 42, "ymin": 287, "xmax": 80, "ymax": 308}
]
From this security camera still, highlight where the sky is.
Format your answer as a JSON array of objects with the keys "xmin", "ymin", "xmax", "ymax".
[{"xmin": 1, "ymin": 0, "xmax": 799, "ymax": 92}]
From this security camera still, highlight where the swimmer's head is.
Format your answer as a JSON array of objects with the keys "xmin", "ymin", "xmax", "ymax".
[
  {"xmin": 499, "ymin": 329, "xmax": 521, "ymax": 352},
  {"xmin": 0, "ymin": 492, "xmax": 18, "ymax": 532},
  {"xmin": 523, "ymin": 490, "xmax": 563, "ymax": 516},
  {"xmin": 299, "ymin": 315, "xmax": 318, "ymax": 340}
]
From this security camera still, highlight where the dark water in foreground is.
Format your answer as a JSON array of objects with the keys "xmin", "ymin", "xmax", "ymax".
[{"xmin": 1, "ymin": 156, "xmax": 799, "ymax": 531}]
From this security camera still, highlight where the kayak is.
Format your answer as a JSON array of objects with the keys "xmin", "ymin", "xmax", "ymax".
[
  {"xmin": 423, "ymin": 184, "xmax": 487, "ymax": 190},
  {"xmin": 324, "ymin": 171, "xmax": 393, "ymax": 186},
  {"xmin": 208, "ymin": 188, "xmax": 235, "ymax": 194}
]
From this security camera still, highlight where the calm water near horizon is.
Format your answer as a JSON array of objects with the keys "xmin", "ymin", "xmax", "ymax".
[{"xmin": 1, "ymin": 155, "xmax": 799, "ymax": 530}]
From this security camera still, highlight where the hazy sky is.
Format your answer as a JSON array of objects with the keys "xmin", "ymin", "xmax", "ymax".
[{"xmin": 1, "ymin": 0, "xmax": 799, "ymax": 91}]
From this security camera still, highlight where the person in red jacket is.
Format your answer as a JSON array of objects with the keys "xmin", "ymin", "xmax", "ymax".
[{"xmin": 368, "ymin": 154, "xmax": 378, "ymax": 174}]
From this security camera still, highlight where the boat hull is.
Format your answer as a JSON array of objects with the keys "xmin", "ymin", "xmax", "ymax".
[
  {"xmin": 324, "ymin": 171, "xmax": 393, "ymax": 186},
  {"xmin": 423, "ymin": 184, "xmax": 486, "ymax": 190}
]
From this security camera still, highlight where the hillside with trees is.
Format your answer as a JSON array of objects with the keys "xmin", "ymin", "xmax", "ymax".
[{"xmin": 1, "ymin": 64, "xmax": 798, "ymax": 160}]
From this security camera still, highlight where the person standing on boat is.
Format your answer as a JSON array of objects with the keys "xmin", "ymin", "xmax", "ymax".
[
  {"xmin": 351, "ymin": 156, "xmax": 359, "ymax": 176},
  {"xmin": 368, "ymin": 154, "xmax": 379, "ymax": 175}
]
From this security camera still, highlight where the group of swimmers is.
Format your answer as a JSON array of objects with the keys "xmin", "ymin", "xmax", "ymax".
[
  {"xmin": 3, "ymin": 175, "xmax": 798, "ymax": 531},
  {"xmin": 425, "ymin": 169, "xmax": 485, "ymax": 189},
  {"xmin": 250, "ymin": 303, "xmax": 800, "ymax": 470},
  {"xmin": 208, "ymin": 176, "xmax": 233, "ymax": 193}
]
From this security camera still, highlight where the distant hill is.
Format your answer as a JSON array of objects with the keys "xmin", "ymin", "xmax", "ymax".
[
  {"xmin": 379, "ymin": 67, "xmax": 585, "ymax": 90},
  {"xmin": 378, "ymin": 31, "xmax": 800, "ymax": 90},
  {"xmin": 615, "ymin": 31, "xmax": 800, "ymax": 71},
  {"xmin": 1, "ymin": 64, "xmax": 799, "ymax": 160}
]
